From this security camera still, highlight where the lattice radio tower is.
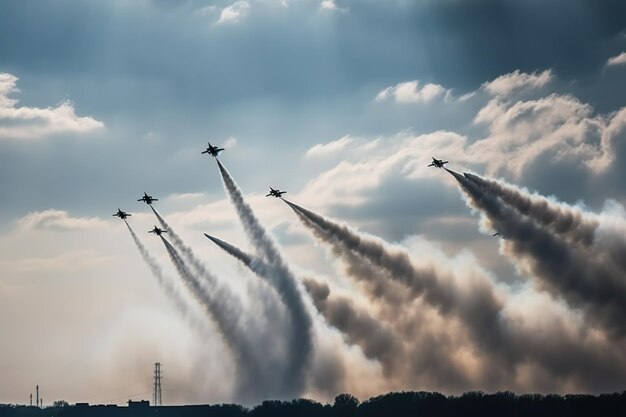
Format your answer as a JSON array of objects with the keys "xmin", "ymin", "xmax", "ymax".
[{"xmin": 153, "ymin": 362, "xmax": 162, "ymax": 406}]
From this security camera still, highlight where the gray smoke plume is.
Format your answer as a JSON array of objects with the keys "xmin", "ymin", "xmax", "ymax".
[
  {"xmin": 449, "ymin": 169, "xmax": 626, "ymax": 338},
  {"xmin": 464, "ymin": 173, "xmax": 599, "ymax": 246},
  {"xmin": 283, "ymin": 199, "xmax": 508, "ymax": 358},
  {"xmin": 124, "ymin": 220, "xmax": 213, "ymax": 338},
  {"xmin": 158, "ymin": 235, "xmax": 268, "ymax": 402},
  {"xmin": 284, "ymin": 198, "xmax": 626, "ymax": 391},
  {"xmin": 463, "ymin": 172, "xmax": 626, "ymax": 273},
  {"xmin": 301, "ymin": 278, "xmax": 404, "ymax": 376},
  {"xmin": 216, "ymin": 159, "xmax": 314, "ymax": 396}
]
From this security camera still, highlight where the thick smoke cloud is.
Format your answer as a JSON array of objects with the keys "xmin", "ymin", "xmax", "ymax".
[
  {"xmin": 216, "ymin": 159, "xmax": 314, "ymax": 396},
  {"xmin": 284, "ymin": 198, "xmax": 626, "ymax": 392},
  {"xmin": 283, "ymin": 200, "xmax": 508, "ymax": 358},
  {"xmin": 300, "ymin": 278, "xmax": 404, "ymax": 377},
  {"xmin": 450, "ymin": 169, "xmax": 626, "ymax": 339},
  {"xmin": 464, "ymin": 173, "xmax": 599, "ymax": 246}
]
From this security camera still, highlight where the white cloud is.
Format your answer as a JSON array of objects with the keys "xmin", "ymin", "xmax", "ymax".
[
  {"xmin": 320, "ymin": 0, "xmax": 346, "ymax": 11},
  {"xmin": 606, "ymin": 51, "xmax": 626, "ymax": 67},
  {"xmin": 0, "ymin": 73, "xmax": 104, "ymax": 140},
  {"xmin": 375, "ymin": 81, "xmax": 448, "ymax": 104},
  {"xmin": 305, "ymin": 135, "xmax": 354, "ymax": 158},
  {"xmin": 17, "ymin": 209, "xmax": 108, "ymax": 232},
  {"xmin": 217, "ymin": 1, "xmax": 250, "ymax": 24},
  {"xmin": 470, "ymin": 93, "xmax": 622, "ymax": 177},
  {"xmin": 482, "ymin": 69, "xmax": 553, "ymax": 96}
]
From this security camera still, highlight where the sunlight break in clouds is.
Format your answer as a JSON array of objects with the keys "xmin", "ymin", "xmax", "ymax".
[
  {"xmin": 0, "ymin": 73, "xmax": 104, "ymax": 140},
  {"xmin": 482, "ymin": 69, "xmax": 553, "ymax": 96},
  {"xmin": 606, "ymin": 51, "xmax": 626, "ymax": 67},
  {"xmin": 376, "ymin": 81, "xmax": 448, "ymax": 104},
  {"xmin": 17, "ymin": 209, "xmax": 108, "ymax": 232},
  {"xmin": 217, "ymin": 1, "xmax": 250, "ymax": 25}
]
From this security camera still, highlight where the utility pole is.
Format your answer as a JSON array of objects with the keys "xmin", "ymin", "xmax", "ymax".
[
  {"xmin": 153, "ymin": 363, "xmax": 162, "ymax": 406},
  {"xmin": 36, "ymin": 385, "xmax": 39, "ymax": 408}
]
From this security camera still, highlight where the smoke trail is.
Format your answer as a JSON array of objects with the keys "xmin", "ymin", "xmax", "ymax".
[
  {"xmin": 151, "ymin": 206, "xmax": 221, "ymax": 291},
  {"xmin": 124, "ymin": 220, "xmax": 212, "ymax": 338},
  {"xmin": 464, "ymin": 173, "xmax": 626, "ymax": 274},
  {"xmin": 158, "ymin": 235, "xmax": 267, "ymax": 401},
  {"xmin": 283, "ymin": 199, "xmax": 509, "ymax": 359},
  {"xmin": 284, "ymin": 200, "xmax": 626, "ymax": 391},
  {"xmin": 205, "ymin": 233, "xmax": 256, "ymax": 268},
  {"xmin": 206, "ymin": 233, "xmax": 404, "ymax": 376},
  {"xmin": 464, "ymin": 173, "xmax": 599, "ymax": 246},
  {"xmin": 216, "ymin": 159, "xmax": 314, "ymax": 395},
  {"xmin": 448, "ymin": 168, "xmax": 626, "ymax": 338}
]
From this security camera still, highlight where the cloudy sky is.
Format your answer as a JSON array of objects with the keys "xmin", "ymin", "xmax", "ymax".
[{"xmin": 1, "ymin": 0, "xmax": 626, "ymax": 407}]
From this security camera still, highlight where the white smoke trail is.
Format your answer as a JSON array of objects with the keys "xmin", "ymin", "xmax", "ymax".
[
  {"xmin": 216, "ymin": 159, "xmax": 314, "ymax": 395},
  {"xmin": 158, "ymin": 235, "xmax": 269, "ymax": 402},
  {"xmin": 124, "ymin": 220, "xmax": 213, "ymax": 338},
  {"xmin": 206, "ymin": 233, "xmax": 404, "ymax": 376}
]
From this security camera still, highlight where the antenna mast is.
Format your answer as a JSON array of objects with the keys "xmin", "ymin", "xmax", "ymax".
[{"xmin": 152, "ymin": 363, "xmax": 162, "ymax": 406}]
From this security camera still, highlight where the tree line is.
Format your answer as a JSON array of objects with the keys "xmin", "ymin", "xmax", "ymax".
[{"xmin": 1, "ymin": 391, "xmax": 625, "ymax": 417}]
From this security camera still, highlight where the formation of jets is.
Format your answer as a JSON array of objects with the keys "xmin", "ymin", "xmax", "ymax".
[
  {"xmin": 266, "ymin": 187, "xmax": 286, "ymax": 198},
  {"xmin": 118, "ymin": 150, "xmax": 491, "ymax": 239},
  {"xmin": 428, "ymin": 157, "xmax": 449, "ymax": 168},
  {"xmin": 201, "ymin": 142, "xmax": 224, "ymax": 157},
  {"xmin": 148, "ymin": 226, "xmax": 167, "ymax": 236},
  {"xmin": 112, "ymin": 209, "xmax": 131, "ymax": 219},
  {"xmin": 138, "ymin": 192, "xmax": 158, "ymax": 205}
]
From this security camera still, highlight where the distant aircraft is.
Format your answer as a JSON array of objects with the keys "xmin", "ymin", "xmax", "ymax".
[
  {"xmin": 138, "ymin": 192, "xmax": 158, "ymax": 205},
  {"xmin": 148, "ymin": 226, "xmax": 167, "ymax": 236},
  {"xmin": 112, "ymin": 209, "xmax": 131, "ymax": 219},
  {"xmin": 428, "ymin": 157, "xmax": 449, "ymax": 168},
  {"xmin": 493, "ymin": 232, "xmax": 502, "ymax": 237},
  {"xmin": 266, "ymin": 187, "xmax": 286, "ymax": 198},
  {"xmin": 201, "ymin": 142, "xmax": 225, "ymax": 157}
]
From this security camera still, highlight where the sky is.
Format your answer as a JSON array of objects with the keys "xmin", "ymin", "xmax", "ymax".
[{"xmin": 1, "ymin": 0, "xmax": 626, "ymax": 407}]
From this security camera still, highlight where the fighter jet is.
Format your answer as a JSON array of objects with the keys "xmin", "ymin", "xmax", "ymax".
[
  {"xmin": 428, "ymin": 157, "xmax": 449, "ymax": 168},
  {"xmin": 201, "ymin": 142, "xmax": 224, "ymax": 157},
  {"xmin": 148, "ymin": 226, "xmax": 167, "ymax": 236},
  {"xmin": 112, "ymin": 209, "xmax": 131, "ymax": 220},
  {"xmin": 266, "ymin": 187, "xmax": 286, "ymax": 198},
  {"xmin": 138, "ymin": 192, "xmax": 158, "ymax": 205}
]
